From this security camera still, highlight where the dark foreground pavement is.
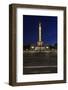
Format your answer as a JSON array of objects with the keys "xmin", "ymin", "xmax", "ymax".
[{"xmin": 23, "ymin": 51, "xmax": 57, "ymax": 75}]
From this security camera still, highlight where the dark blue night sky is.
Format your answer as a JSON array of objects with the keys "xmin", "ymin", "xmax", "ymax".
[{"xmin": 23, "ymin": 15, "xmax": 57, "ymax": 46}]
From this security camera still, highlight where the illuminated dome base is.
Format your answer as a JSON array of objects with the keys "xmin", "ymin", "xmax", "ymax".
[
  {"xmin": 35, "ymin": 46, "xmax": 45, "ymax": 51},
  {"xmin": 37, "ymin": 41, "xmax": 43, "ymax": 47}
]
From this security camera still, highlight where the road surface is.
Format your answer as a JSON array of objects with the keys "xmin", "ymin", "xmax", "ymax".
[{"xmin": 23, "ymin": 51, "xmax": 57, "ymax": 75}]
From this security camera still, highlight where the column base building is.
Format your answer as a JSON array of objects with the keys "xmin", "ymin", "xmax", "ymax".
[{"xmin": 35, "ymin": 22, "xmax": 45, "ymax": 51}]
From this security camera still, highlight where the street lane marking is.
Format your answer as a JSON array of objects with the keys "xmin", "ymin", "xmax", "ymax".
[{"xmin": 24, "ymin": 65, "xmax": 57, "ymax": 68}]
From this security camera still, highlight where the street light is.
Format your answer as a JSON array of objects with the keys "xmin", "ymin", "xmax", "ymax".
[
  {"xmin": 46, "ymin": 46, "xmax": 49, "ymax": 49},
  {"xmin": 31, "ymin": 45, "xmax": 34, "ymax": 50},
  {"xmin": 31, "ymin": 46, "xmax": 34, "ymax": 49}
]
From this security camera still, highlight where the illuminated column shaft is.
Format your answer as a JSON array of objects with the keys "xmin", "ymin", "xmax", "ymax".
[{"xmin": 39, "ymin": 23, "xmax": 42, "ymax": 42}]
